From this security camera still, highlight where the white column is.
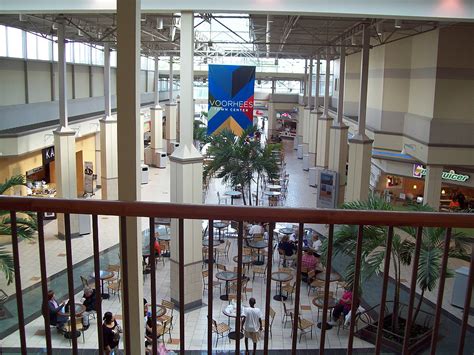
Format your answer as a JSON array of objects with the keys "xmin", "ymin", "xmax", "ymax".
[
  {"xmin": 168, "ymin": 55, "xmax": 174, "ymax": 103},
  {"xmin": 100, "ymin": 43, "xmax": 118, "ymax": 199},
  {"xmin": 303, "ymin": 58, "xmax": 308, "ymax": 103},
  {"xmin": 314, "ymin": 54, "xmax": 321, "ymax": 113},
  {"xmin": 149, "ymin": 56, "xmax": 164, "ymax": 165},
  {"xmin": 316, "ymin": 48, "xmax": 334, "ymax": 168},
  {"xmin": 169, "ymin": 11, "xmax": 203, "ymax": 310},
  {"xmin": 267, "ymin": 101, "xmax": 276, "ymax": 138},
  {"xmin": 54, "ymin": 18, "xmax": 79, "ymax": 237},
  {"xmin": 302, "ymin": 58, "xmax": 313, "ymax": 150},
  {"xmin": 271, "ymin": 79, "xmax": 276, "ymax": 95},
  {"xmin": 165, "ymin": 56, "xmax": 177, "ymax": 153},
  {"xmin": 308, "ymin": 55, "xmax": 321, "ymax": 166},
  {"xmin": 329, "ymin": 42, "xmax": 349, "ymax": 205},
  {"xmin": 423, "ymin": 165, "xmax": 443, "ymax": 210},
  {"xmin": 346, "ymin": 24, "xmax": 373, "ymax": 203},
  {"xmin": 117, "ymin": 0, "xmax": 144, "ymax": 352}
]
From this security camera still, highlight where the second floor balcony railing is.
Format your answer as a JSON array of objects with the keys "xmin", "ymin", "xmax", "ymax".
[{"xmin": 0, "ymin": 196, "xmax": 473, "ymax": 354}]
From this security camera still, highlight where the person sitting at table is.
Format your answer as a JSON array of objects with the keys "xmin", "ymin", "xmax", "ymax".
[
  {"xmin": 82, "ymin": 287, "xmax": 97, "ymax": 312},
  {"xmin": 301, "ymin": 250, "xmax": 319, "ymax": 281},
  {"xmin": 278, "ymin": 235, "xmax": 296, "ymax": 267},
  {"xmin": 449, "ymin": 198, "xmax": 460, "ymax": 209},
  {"xmin": 249, "ymin": 222, "xmax": 265, "ymax": 236},
  {"xmin": 330, "ymin": 286, "xmax": 353, "ymax": 325},
  {"xmin": 312, "ymin": 234, "xmax": 322, "ymax": 253},
  {"xmin": 46, "ymin": 289, "xmax": 68, "ymax": 329}
]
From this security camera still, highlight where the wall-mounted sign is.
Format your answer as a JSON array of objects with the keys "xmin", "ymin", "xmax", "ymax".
[
  {"xmin": 42, "ymin": 146, "xmax": 55, "ymax": 165},
  {"xmin": 413, "ymin": 164, "xmax": 470, "ymax": 182},
  {"xmin": 84, "ymin": 161, "xmax": 94, "ymax": 194},
  {"xmin": 316, "ymin": 169, "xmax": 338, "ymax": 209}
]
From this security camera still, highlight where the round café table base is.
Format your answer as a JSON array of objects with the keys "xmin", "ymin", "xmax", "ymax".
[
  {"xmin": 229, "ymin": 331, "xmax": 244, "ymax": 340},
  {"xmin": 101, "ymin": 293, "xmax": 110, "ymax": 300},
  {"xmin": 203, "ymin": 258, "xmax": 216, "ymax": 264},
  {"xmin": 220, "ymin": 295, "xmax": 229, "ymax": 301},
  {"xmin": 273, "ymin": 294, "xmax": 287, "ymax": 301},
  {"xmin": 252, "ymin": 260, "xmax": 264, "ymax": 266},
  {"xmin": 317, "ymin": 322, "xmax": 333, "ymax": 330}
]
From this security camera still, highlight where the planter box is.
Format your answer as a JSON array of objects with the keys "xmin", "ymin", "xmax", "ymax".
[{"xmin": 356, "ymin": 315, "xmax": 433, "ymax": 354}]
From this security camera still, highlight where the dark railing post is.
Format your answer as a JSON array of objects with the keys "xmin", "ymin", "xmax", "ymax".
[
  {"xmin": 119, "ymin": 216, "xmax": 131, "ymax": 355},
  {"xmin": 319, "ymin": 224, "xmax": 335, "ymax": 353},
  {"xmin": 92, "ymin": 215, "xmax": 104, "ymax": 353},
  {"xmin": 291, "ymin": 223, "xmax": 304, "ymax": 354},
  {"xmin": 149, "ymin": 217, "xmax": 158, "ymax": 355},
  {"xmin": 402, "ymin": 226, "xmax": 423, "ymax": 355},
  {"xmin": 458, "ymin": 246, "xmax": 474, "ymax": 354},
  {"xmin": 64, "ymin": 214, "xmax": 78, "ymax": 355},
  {"xmin": 375, "ymin": 226, "xmax": 395, "ymax": 355},
  {"xmin": 207, "ymin": 220, "xmax": 214, "ymax": 355},
  {"xmin": 347, "ymin": 225, "xmax": 364, "ymax": 354},
  {"xmin": 429, "ymin": 228, "xmax": 452, "ymax": 354},
  {"xmin": 37, "ymin": 212, "xmax": 52, "ymax": 355},
  {"xmin": 10, "ymin": 211, "xmax": 27, "ymax": 355},
  {"xmin": 178, "ymin": 218, "xmax": 185, "ymax": 354},
  {"xmin": 235, "ymin": 221, "xmax": 244, "ymax": 354},
  {"xmin": 263, "ymin": 222, "xmax": 275, "ymax": 355}
]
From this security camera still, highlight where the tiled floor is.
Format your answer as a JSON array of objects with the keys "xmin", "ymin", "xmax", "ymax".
[{"xmin": 0, "ymin": 135, "xmax": 472, "ymax": 352}]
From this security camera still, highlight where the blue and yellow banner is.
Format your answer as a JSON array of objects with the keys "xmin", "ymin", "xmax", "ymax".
[{"xmin": 207, "ymin": 64, "xmax": 255, "ymax": 135}]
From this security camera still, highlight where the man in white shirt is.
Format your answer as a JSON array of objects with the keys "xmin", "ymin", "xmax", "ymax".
[
  {"xmin": 241, "ymin": 298, "xmax": 263, "ymax": 354},
  {"xmin": 312, "ymin": 234, "xmax": 322, "ymax": 252},
  {"xmin": 248, "ymin": 222, "xmax": 264, "ymax": 236}
]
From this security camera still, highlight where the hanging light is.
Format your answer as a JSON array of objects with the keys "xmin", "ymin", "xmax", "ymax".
[
  {"xmin": 394, "ymin": 19, "xmax": 402, "ymax": 29},
  {"xmin": 441, "ymin": 189, "xmax": 446, "ymax": 195},
  {"xmin": 376, "ymin": 23, "xmax": 382, "ymax": 35},
  {"xmin": 170, "ymin": 26, "xmax": 176, "ymax": 42},
  {"xmin": 77, "ymin": 29, "xmax": 83, "ymax": 37},
  {"xmin": 157, "ymin": 18, "xmax": 164, "ymax": 30},
  {"xmin": 351, "ymin": 35, "xmax": 356, "ymax": 46}
]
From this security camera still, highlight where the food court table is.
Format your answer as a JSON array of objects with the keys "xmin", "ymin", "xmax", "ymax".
[
  {"xmin": 279, "ymin": 227, "xmax": 294, "ymax": 236},
  {"xmin": 224, "ymin": 190, "xmax": 242, "ymax": 205},
  {"xmin": 312, "ymin": 295, "xmax": 339, "ymax": 330},
  {"xmin": 215, "ymin": 271, "xmax": 238, "ymax": 301},
  {"xmin": 271, "ymin": 271, "xmax": 293, "ymax": 301},
  {"xmin": 315, "ymin": 271, "xmax": 341, "ymax": 283},
  {"xmin": 202, "ymin": 239, "xmax": 219, "ymax": 263},
  {"xmin": 158, "ymin": 234, "xmax": 171, "ymax": 257},
  {"xmin": 248, "ymin": 240, "xmax": 268, "ymax": 265},
  {"xmin": 91, "ymin": 270, "xmax": 115, "ymax": 299},
  {"xmin": 214, "ymin": 221, "xmax": 228, "ymax": 243},
  {"xmin": 145, "ymin": 304, "xmax": 167, "ymax": 319},
  {"xmin": 58, "ymin": 303, "xmax": 86, "ymax": 318},
  {"xmin": 233, "ymin": 255, "xmax": 253, "ymax": 273},
  {"xmin": 267, "ymin": 184, "xmax": 282, "ymax": 191},
  {"xmin": 222, "ymin": 307, "xmax": 244, "ymax": 340}
]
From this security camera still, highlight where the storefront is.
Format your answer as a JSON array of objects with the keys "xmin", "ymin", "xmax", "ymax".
[{"xmin": 370, "ymin": 157, "xmax": 474, "ymax": 210}]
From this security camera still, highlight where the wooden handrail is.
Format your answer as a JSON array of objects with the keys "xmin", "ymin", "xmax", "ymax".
[{"xmin": 1, "ymin": 196, "xmax": 473, "ymax": 228}]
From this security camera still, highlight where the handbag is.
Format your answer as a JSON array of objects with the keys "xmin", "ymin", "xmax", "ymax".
[{"xmin": 112, "ymin": 324, "xmax": 122, "ymax": 342}]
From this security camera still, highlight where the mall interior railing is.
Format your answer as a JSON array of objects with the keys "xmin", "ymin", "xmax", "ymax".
[{"xmin": 1, "ymin": 196, "xmax": 473, "ymax": 355}]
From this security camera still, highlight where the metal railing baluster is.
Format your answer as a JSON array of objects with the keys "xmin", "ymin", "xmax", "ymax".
[
  {"xmin": 263, "ymin": 222, "xmax": 275, "ymax": 355},
  {"xmin": 119, "ymin": 216, "xmax": 131, "ymax": 355},
  {"xmin": 92, "ymin": 215, "xmax": 104, "ymax": 354},
  {"xmin": 64, "ymin": 214, "xmax": 78, "ymax": 355},
  {"xmin": 11, "ymin": 211, "xmax": 27, "ymax": 355},
  {"xmin": 178, "ymin": 218, "xmax": 185, "ymax": 354},
  {"xmin": 235, "ymin": 221, "xmax": 243, "ymax": 354},
  {"xmin": 207, "ymin": 220, "xmax": 214, "ymax": 355},
  {"xmin": 149, "ymin": 217, "xmax": 158, "ymax": 355},
  {"xmin": 319, "ymin": 224, "xmax": 335, "ymax": 353},
  {"xmin": 37, "ymin": 212, "xmax": 52, "ymax": 355},
  {"xmin": 290, "ymin": 223, "xmax": 304, "ymax": 354},
  {"xmin": 457, "ymin": 246, "xmax": 474, "ymax": 354}
]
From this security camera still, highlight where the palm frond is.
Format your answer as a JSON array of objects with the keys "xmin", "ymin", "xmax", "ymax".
[
  {"xmin": 0, "ymin": 246, "xmax": 14, "ymax": 285},
  {"xmin": 0, "ymin": 175, "xmax": 26, "ymax": 195}
]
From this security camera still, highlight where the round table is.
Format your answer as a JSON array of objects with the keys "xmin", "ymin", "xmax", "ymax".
[
  {"xmin": 215, "ymin": 271, "xmax": 238, "ymax": 301},
  {"xmin": 271, "ymin": 271, "xmax": 293, "ymax": 301},
  {"xmin": 233, "ymin": 255, "xmax": 253, "ymax": 273},
  {"xmin": 214, "ymin": 221, "xmax": 228, "ymax": 243},
  {"xmin": 313, "ymin": 296, "xmax": 339, "ymax": 330},
  {"xmin": 267, "ymin": 184, "xmax": 282, "ymax": 190},
  {"xmin": 222, "ymin": 308, "xmax": 244, "ymax": 340},
  {"xmin": 91, "ymin": 270, "xmax": 115, "ymax": 299},
  {"xmin": 58, "ymin": 303, "xmax": 86, "ymax": 317},
  {"xmin": 224, "ymin": 190, "xmax": 242, "ymax": 205},
  {"xmin": 264, "ymin": 191, "xmax": 281, "ymax": 197},
  {"xmin": 279, "ymin": 228, "xmax": 294, "ymax": 235},
  {"xmin": 315, "ymin": 271, "xmax": 341, "ymax": 283},
  {"xmin": 145, "ymin": 304, "xmax": 167, "ymax": 319},
  {"xmin": 248, "ymin": 240, "xmax": 268, "ymax": 265}
]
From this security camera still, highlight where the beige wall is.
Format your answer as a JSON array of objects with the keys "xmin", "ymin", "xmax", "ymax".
[{"xmin": 343, "ymin": 51, "xmax": 361, "ymax": 116}]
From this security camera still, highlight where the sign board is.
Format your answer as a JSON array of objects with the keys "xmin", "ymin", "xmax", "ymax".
[
  {"xmin": 316, "ymin": 169, "xmax": 338, "ymax": 209},
  {"xmin": 412, "ymin": 164, "xmax": 470, "ymax": 182},
  {"xmin": 84, "ymin": 161, "xmax": 94, "ymax": 194},
  {"xmin": 42, "ymin": 146, "xmax": 55, "ymax": 165},
  {"xmin": 207, "ymin": 64, "xmax": 255, "ymax": 136}
]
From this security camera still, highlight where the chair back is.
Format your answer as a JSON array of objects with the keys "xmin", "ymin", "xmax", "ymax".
[
  {"xmin": 80, "ymin": 276, "xmax": 89, "ymax": 288},
  {"xmin": 216, "ymin": 264, "xmax": 227, "ymax": 271},
  {"xmin": 161, "ymin": 300, "xmax": 175, "ymax": 312},
  {"xmin": 269, "ymin": 307, "xmax": 276, "ymax": 324}
]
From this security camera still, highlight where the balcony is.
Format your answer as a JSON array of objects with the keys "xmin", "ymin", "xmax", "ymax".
[{"xmin": 0, "ymin": 195, "xmax": 473, "ymax": 354}]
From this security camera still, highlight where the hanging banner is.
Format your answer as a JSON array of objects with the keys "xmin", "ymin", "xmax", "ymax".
[{"xmin": 207, "ymin": 64, "xmax": 255, "ymax": 135}]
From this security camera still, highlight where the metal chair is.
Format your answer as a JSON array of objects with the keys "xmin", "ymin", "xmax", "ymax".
[
  {"xmin": 291, "ymin": 312, "xmax": 315, "ymax": 343},
  {"xmin": 211, "ymin": 318, "xmax": 231, "ymax": 346}
]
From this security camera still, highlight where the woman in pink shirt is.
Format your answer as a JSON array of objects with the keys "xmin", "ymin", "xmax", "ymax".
[{"xmin": 331, "ymin": 286, "xmax": 353, "ymax": 322}]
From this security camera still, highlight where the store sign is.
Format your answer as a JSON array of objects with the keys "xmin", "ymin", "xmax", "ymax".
[
  {"xmin": 412, "ymin": 164, "xmax": 470, "ymax": 182},
  {"xmin": 42, "ymin": 146, "xmax": 55, "ymax": 165},
  {"xmin": 316, "ymin": 169, "xmax": 339, "ymax": 209},
  {"xmin": 207, "ymin": 64, "xmax": 255, "ymax": 136},
  {"xmin": 84, "ymin": 161, "xmax": 94, "ymax": 194}
]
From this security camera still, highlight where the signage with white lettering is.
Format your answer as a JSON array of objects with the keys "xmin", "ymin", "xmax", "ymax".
[
  {"xmin": 412, "ymin": 164, "xmax": 470, "ymax": 182},
  {"xmin": 84, "ymin": 161, "xmax": 94, "ymax": 194},
  {"xmin": 42, "ymin": 146, "xmax": 55, "ymax": 165}
]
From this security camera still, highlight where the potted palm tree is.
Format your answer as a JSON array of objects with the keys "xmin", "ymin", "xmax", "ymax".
[
  {"xmin": 0, "ymin": 175, "xmax": 38, "ymax": 285},
  {"xmin": 322, "ymin": 194, "xmax": 471, "ymax": 352},
  {"xmin": 203, "ymin": 125, "xmax": 280, "ymax": 205}
]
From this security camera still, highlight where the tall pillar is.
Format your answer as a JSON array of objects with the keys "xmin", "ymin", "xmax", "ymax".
[
  {"xmin": 117, "ymin": 0, "xmax": 144, "ymax": 351},
  {"xmin": 267, "ymin": 101, "xmax": 276, "ymax": 138},
  {"xmin": 100, "ymin": 43, "xmax": 118, "ymax": 200},
  {"xmin": 316, "ymin": 48, "xmax": 334, "ymax": 168},
  {"xmin": 271, "ymin": 79, "xmax": 276, "ymax": 95},
  {"xmin": 169, "ymin": 11, "xmax": 203, "ymax": 310},
  {"xmin": 329, "ymin": 42, "xmax": 349, "ymax": 205},
  {"xmin": 308, "ymin": 55, "xmax": 321, "ymax": 165},
  {"xmin": 303, "ymin": 58, "xmax": 308, "ymax": 102},
  {"xmin": 165, "ymin": 56, "xmax": 177, "ymax": 153},
  {"xmin": 346, "ymin": 24, "xmax": 374, "ymax": 203},
  {"xmin": 302, "ymin": 58, "xmax": 313, "ymax": 156},
  {"xmin": 54, "ymin": 18, "xmax": 79, "ymax": 237},
  {"xmin": 423, "ymin": 165, "xmax": 443, "ymax": 210},
  {"xmin": 150, "ymin": 56, "xmax": 164, "ymax": 165}
]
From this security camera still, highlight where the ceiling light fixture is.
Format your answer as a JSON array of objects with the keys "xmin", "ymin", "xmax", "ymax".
[
  {"xmin": 157, "ymin": 18, "xmax": 164, "ymax": 30},
  {"xmin": 78, "ymin": 29, "xmax": 83, "ymax": 36},
  {"xmin": 394, "ymin": 19, "xmax": 402, "ymax": 29},
  {"xmin": 171, "ymin": 26, "xmax": 176, "ymax": 42},
  {"xmin": 351, "ymin": 35, "xmax": 356, "ymax": 46},
  {"xmin": 141, "ymin": 16, "xmax": 146, "ymax": 22},
  {"xmin": 52, "ymin": 23, "xmax": 58, "ymax": 30},
  {"xmin": 19, "ymin": 14, "xmax": 26, "ymax": 22},
  {"xmin": 376, "ymin": 23, "xmax": 382, "ymax": 35}
]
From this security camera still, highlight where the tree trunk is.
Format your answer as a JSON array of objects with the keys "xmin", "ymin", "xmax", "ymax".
[
  {"xmin": 391, "ymin": 253, "xmax": 400, "ymax": 331},
  {"xmin": 411, "ymin": 288, "xmax": 425, "ymax": 334},
  {"xmin": 256, "ymin": 174, "xmax": 260, "ymax": 206},
  {"xmin": 248, "ymin": 181, "xmax": 252, "ymax": 206},
  {"xmin": 242, "ymin": 185, "xmax": 247, "ymax": 205}
]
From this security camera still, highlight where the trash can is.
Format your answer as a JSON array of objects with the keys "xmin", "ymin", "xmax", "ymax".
[
  {"xmin": 297, "ymin": 144, "xmax": 304, "ymax": 159},
  {"xmin": 309, "ymin": 167, "xmax": 318, "ymax": 187},
  {"xmin": 303, "ymin": 154, "xmax": 310, "ymax": 171},
  {"xmin": 293, "ymin": 136, "xmax": 299, "ymax": 150},
  {"xmin": 451, "ymin": 267, "xmax": 474, "ymax": 308},
  {"xmin": 141, "ymin": 164, "xmax": 149, "ymax": 184},
  {"xmin": 156, "ymin": 152, "xmax": 168, "ymax": 169}
]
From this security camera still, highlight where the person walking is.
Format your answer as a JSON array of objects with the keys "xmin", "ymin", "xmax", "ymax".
[{"xmin": 241, "ymin": 297, "xmax": 263, "ymax": 355}]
